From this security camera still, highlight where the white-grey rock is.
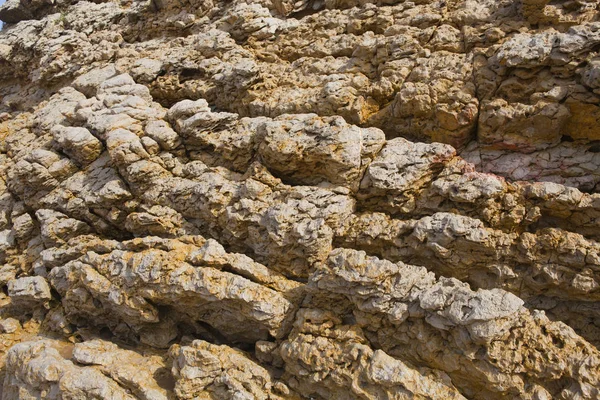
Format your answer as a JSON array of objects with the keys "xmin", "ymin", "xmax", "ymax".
[{"xmin": 7, "ymin": 276, "xmax": 51, "ymax": 304}]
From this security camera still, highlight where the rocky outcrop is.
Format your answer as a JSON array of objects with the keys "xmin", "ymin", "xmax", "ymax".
[
  {"xmin": 1, "ymin": 0, "xmax": 600, "ymax": 398},
  {"xmin": 305, "ymin": 249, "xmax": 600, "ymax": 399},
  {"xmin": 171, "ymin": 339, "xmax": 297, "ymax": 399},
  {"xmin": 3, "ymin": 339, "xmax": 171, "ymax": 400},
  {"xmin": 277, "ymin": 308, "xmax": 467, "ymax": 400},
  {"xmin": 47, "ymin": 235, "xmax": 302, "ymax": 345}
]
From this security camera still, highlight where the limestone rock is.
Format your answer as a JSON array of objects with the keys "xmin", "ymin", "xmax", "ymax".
[
  {"xmin": 358, "ymin": 137, "xmax": 456, "ymax": 213},
  {"xmin": 308, "ymin": 249, "xmax": 600, "ymax": 399},
  {"xmin": 51, "ymin": 126, "xmax": 104, "ymax": 166},
  {"xmin": 72, "ymin": 339, "xmax": 170, "ymax": 400},
  {"xmin": 3, "ymin": 339, "xmax": 169, "ymax": 400},
  {"xmin": 171, "ymin": 340, "xmax": 297, "ymax": 399},
  {"xmin": 0, "ymin": 0, "xmax": 32, "ymax": 24},
  {"xmin": 72, "ymin": 65, "xmax": 119, "ymax": 98},
  {"xmin": 1, "ymin": 0, "xmax": 600, "ymax": 398},
  {"xmin": 279, "ymin": 308, "xmax": 466, "ymax": 399},
  {"xmin": 131, "ymin": 58, "xmax": 164, "ymax": 84},
  {"xmin": 7, "ymin": 276, "xmax": 51, "ymax": 305},
  {"xmin": 258, "ymin": 114, "xmax": 385, "ymax": 189},
  {"xmin": 47, "ymin": 235, "xmax": 301, "ymax": 343},
  {"xmin": 0, "ymin": 317, "xmax": 21, "ymax": 334}
]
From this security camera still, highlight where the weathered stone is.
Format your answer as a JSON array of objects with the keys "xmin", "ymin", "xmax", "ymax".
[
  {"xmin": 3, "ymin": 339, "xmax": 169, "ymax": 400},
  {"xmin": 1, "ymin": 0, "xmax": 600, "ymax": 398},
  {"xmin": 0, "ymin": 318, "xmax": 21, "ymax": 334},
  {"xmin": 308, "ymin": 249, "xmax": 600, "ymax": 399},
  {"xmin": 171, "ymin": 340, "xmax": 298, "ymax": 399},
  {"xmin": 130, "ymin": 58, "xmax": 163, "ymax": 84},
  {"xmin": 0, "ymin": 0, "xmax": 32, "ymax": 24},
  {"xmin": 279, "ymin": 308, "xmax": 466, "ymax": 399},
  {"xmin": 47, "ymin": 235, "xmax": 301, "ymax": 343},
  {"xmin": 72, "ymin": 65, "xmax": 119, "ymax": 97},
  {"xmin": 7, "ymin": 276, "xmax": 51, "ymax": 305},
  {"xmin": 51, "ymin": 126, "xmax": 104, "ymax": 166}
]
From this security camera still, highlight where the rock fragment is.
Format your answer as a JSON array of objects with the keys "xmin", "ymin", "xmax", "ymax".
[{"xmin": 7, "ymin": 276, "xmax": 51, "ymax": 305}]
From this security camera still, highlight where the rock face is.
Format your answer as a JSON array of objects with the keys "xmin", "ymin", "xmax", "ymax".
[{"xmin": 0, "ymin": 0, "xmax": 600, "ymax": 399}]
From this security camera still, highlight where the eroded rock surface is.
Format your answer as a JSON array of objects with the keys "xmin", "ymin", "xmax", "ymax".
[{"xmin": 1, "ymin": 0, "xmax": 600, "ymax": 398}]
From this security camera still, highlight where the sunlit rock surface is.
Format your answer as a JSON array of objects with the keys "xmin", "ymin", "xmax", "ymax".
[{"xmin": 0, "ymin": 0, "xmax": 600, "ymax": 398}]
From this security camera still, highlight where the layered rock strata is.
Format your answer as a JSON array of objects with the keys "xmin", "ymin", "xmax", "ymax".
[{"xmin": 0, "ymin": 0, "xmax": 600, "ymax": 398}]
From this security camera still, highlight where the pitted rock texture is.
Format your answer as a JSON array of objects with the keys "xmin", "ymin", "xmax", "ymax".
[{"xmin": 1, "ymin": 0, "xmax": 600, "ymax": 399}]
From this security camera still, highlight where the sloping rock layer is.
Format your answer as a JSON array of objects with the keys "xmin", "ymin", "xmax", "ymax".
[{"xmin": 0, "ymin": 0, "xmax": 599, "ymax": 398}]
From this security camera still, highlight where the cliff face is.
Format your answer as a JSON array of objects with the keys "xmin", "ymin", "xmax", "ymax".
[{"xmin": 0, "ymin": 0, "xmax": 599, "ymax": 398}]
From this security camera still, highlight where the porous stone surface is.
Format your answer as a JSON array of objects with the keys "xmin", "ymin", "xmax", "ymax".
[{"xmin": 1, "ymin": 0, "xmax": 600, "ymax": 398}]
